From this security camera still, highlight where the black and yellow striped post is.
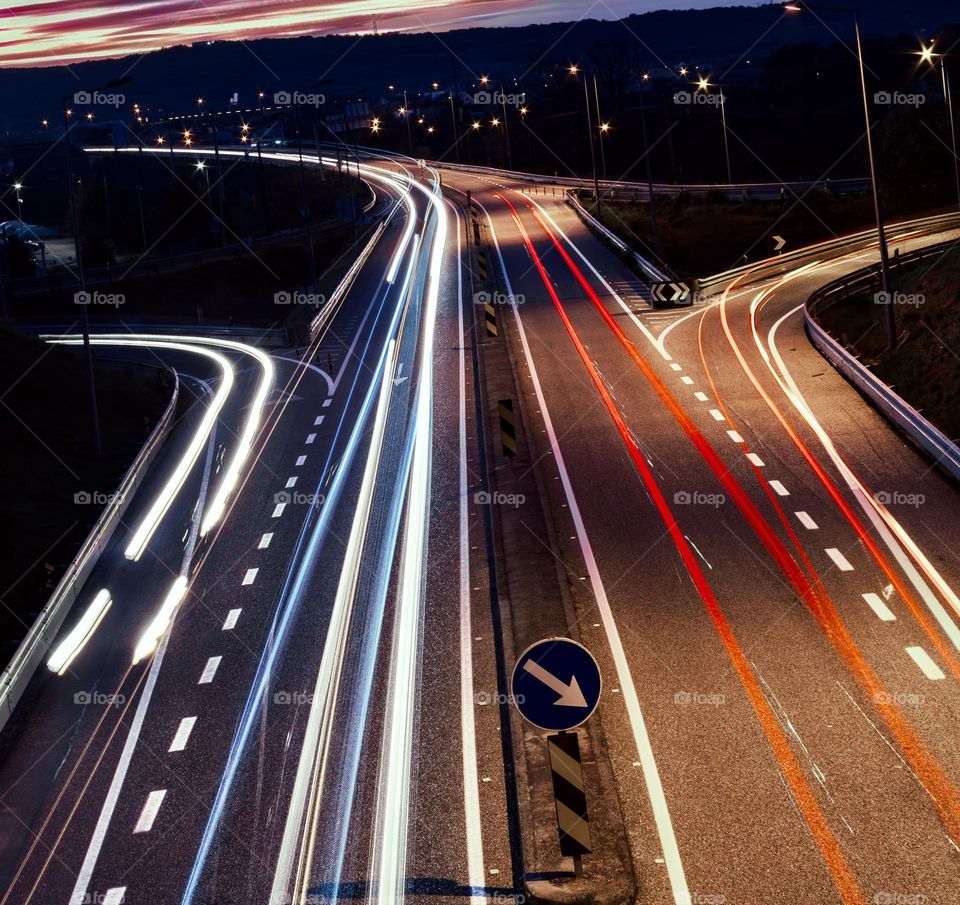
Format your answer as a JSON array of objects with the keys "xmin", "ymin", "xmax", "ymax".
[
  {"xmin": 484, "ymin": 299, "xmax": 498, "ymax": 337},
  {"xmin": 548, "ymin": 732, "xmax": 591, "ymax": 872},
  {"xmin": 498, "ymin": 399, "xmax": 517, "ymax": 457},
  {"xmin": 477, "ymin": 249, "xmax": 488, "ymax": 282}
]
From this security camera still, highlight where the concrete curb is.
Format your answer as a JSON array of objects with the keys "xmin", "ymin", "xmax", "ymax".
[{"xmin": 0, "ymin": 368, "xmax": 180, "ymax": 732}]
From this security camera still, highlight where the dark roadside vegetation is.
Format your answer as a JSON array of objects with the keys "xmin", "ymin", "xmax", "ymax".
[
  {"xmin": 589, "ymin": 92, "xmax": 960, "ymax": 279},
  {"xmin": 0, "ymin": 328, "xmax": 168, "ymax": 662},
  {"xmin": 0, "ymin": 155, "xmax": 370, "ymax": 659},
  {"xmin": 817, "ymin": 244, "xmax": 960, "ymax": 441}
]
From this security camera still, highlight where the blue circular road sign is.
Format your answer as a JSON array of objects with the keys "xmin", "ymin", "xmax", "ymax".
[{"xmin": 511, "ymin": 637, "xmax": 602, "ymax": 732}]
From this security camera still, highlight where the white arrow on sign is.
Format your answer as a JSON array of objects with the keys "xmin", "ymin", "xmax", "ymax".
[
  {"xmin": 773, "ymin": 235, "xmax": 786, "ymax": 252},
  {"xmin": 523, "ymin": 660, "xmax": 588, "ymax": 707}
]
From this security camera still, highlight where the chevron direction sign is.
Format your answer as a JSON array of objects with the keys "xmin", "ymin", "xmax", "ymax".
[{"xmin": 650, "ymin": 280, "xmax": 696, "ymax": 307}]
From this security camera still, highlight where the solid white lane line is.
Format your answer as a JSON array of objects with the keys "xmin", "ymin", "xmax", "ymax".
[
  {"xmin": 906, "ymin": 646, "xmax": 946, "ymax": 680},
  {"xmin": 694, "ymin": 391, "xmax": 709, "ymax": 402},
  {"xmin": 242, "ymin": 568, "xmax": 259, "ymax": 586},
  {"xmin": 795, "ymin": 511, "xmax": 819, "ymax": 530},
  {"xmin": 453, "ymin": 203, "xmax": 486, "ymax": 905},
  {"xmin": 133, "ymin": 790, "xmax": 166, "ymax": 833},
  {"xmin": 746, "ymin": 453, "xmax": 765, "ymax": 467},
  {"xmin": 102, "ymin": 889, "xmax": 126, "ymax": 905},
  {"xmin": 863, "ymin": 593, "xmax": 896, "ymax": 622},
  {"xmin": 769, "ymin": 480, "xmax": 790, "ymax": 497},
  {"xmin": 169, "ymin": 717, "xmax": 197, "ymax": 752},
  {"xmin": 483, "ymin": 198, "xmax": 690, "ymax": 905},
  {"xmin": 314, "ymin": 415, "xmax": 324, "ymax": 426},
  {"xmin": 285, "ymin": 476, "xmax": 298, "ymax": 488},
  {"xmin": 305, "ymin": 433, "xmax": 316, "ymax": 444},
  {"xmin": 198, "ymin": 656, "xmax": 221, "ymax": 684},
  {"xmin": 258, "ymin": 533, "xmax": 273, "ymax": 549},
  {"xmin": 295, "ymin": 455, "xmax": 307, "ymax": 466},
  {"xmin": 825, "ymin": 548, "xmax": 854, "ymax": 572},
  {"xmin": 709, "ymin": 409, "xmax": 725, "ymax": 422},
  {"xmin": 726, "ymin": 430, "xmax": 744, "ymax": 444},
  {"xmin": 680, "ymin": 375, "xmax": 694, "ymax": 385},
  {"xmin": 272, "ymin": 502, "xmax": 286, "ymax": 518},
  {"xmin": 222, "ymin": 608, "xmax": 242, "ymax": 630}
]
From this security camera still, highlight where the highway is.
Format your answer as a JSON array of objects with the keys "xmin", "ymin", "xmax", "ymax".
[{"xmin": 1, "ymin": 146, "xmax": 959, "ymax": 905}]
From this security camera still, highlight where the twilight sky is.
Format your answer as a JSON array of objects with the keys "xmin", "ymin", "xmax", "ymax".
[{"xmin": 0, "ymin": 0, "xmax": 762, "ymax": 68}]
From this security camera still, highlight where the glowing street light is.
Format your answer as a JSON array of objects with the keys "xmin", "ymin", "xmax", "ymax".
[
  {"xmin": 917, "ymin": 41, "xmax": 960, "ymax": 215},
  {"xmin": 785, "ymin": 2, "xmax": 896, "ymax": 348}
]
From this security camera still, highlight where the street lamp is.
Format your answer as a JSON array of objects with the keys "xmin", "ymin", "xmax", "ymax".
[
  {"xmin": 568, "ymin": 65, "xmax": 602, "ymax": 209},
  {"xmin": 917, "ymin": 42, "xmax": 960, "ymax": 215},
  {"xmin": 785, "ymin": 2, "xmax": 896, "ymax": 349},
  {"xmin": 696, "ymin": 76, "xmax": 732, "ymax": 183},
  {"xmin": 12, "ymin": 182, "xmax": 23, "ymax": 220}
]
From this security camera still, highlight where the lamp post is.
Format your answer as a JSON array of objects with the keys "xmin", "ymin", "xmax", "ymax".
[
  {"xmin": 569, "ymin": 65, "xmax": 601, "ymax": 210},
  {"xmin": 61, "ymin": 74, "xmax": 132, "ymax": 455},
  {"xmin": 639, "ymin": 74, "xmax": 662, "ymax": 256},
  {"xmin": 785, "ymin": 2, "xmax": 896, "ymax": 349},
  {"xmin": 919, "ymin": 43, "xmax": 960, "ymax": 215},
  {"xmin": 12, "ymin": 182, "xmax": 23, "ymax": 221},
  {"xmin": 696, "ymin": 76, "xmax": 732, "ymax": 184}
]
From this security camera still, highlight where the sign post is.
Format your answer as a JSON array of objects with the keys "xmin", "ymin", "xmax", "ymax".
[{"xmin": 511, "ymin": 637, "xmax": 602, "ymax": 871}]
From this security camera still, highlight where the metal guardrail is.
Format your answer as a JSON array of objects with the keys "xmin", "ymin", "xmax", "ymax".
[
  {"xmin": 309, "ymin": 220, "xmax": 387, "ymax": 341},
  {"xmin": 698, "ymin": 211, "xmax": 960, "ymax": 298},
  {"xmin": 805, "ymin": 238, "xmax": 960, "ymax": 484},
  {"xmin": 0, "ymin": 369, "xmax": 181, "ymax": 732},
  {"xmin": 566, "ymin": 191, "xmax": 670, "ymax": 283},
  {"xmin": 16, "ymin": 322, "xmax": 288, "ymax": 346},
  {"xmin": 434, "ymin": 159, "xmax": 869, "ymax": 199}
]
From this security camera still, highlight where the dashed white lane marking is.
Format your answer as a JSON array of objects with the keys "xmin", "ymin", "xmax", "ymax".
[
  {"xmin": 314, "ymin": 415, "xmax": 325, "ymax": 426},
  {"xmin": 825, "ymin": 548, "xmax": 854, "ymax": 572},
  {"xmin": 681, "ymin": 376, "xmax": 694, "ymax": 385},
  {"xmin": 906, "ymin": 646, "xmax": 946, "ymax": 681},
  {"xmin": 669, "ymin": 363, "xmax": 682, "ymax": 371},
  {"xmin": 102, "ymin": 889, "xmax": 126, "ymax": 905},
  {"xmin": 258, "ymin": 532, "xmax": 273, "ymax": 549},
  {"xmin": 795, "ymin": 511, "xmax": 818, "ymax": 530},
  {"xmin": 222, "ymin": 608, "xmax": 242, "ymax": 630},
  {"xmin": 709, "ymin": 409, "xmax": 725, "ymax": 422},
  {"xmin": 322, "ymin": 398, "xmax": 331, "ymax": 407},
  {"xmin": 694, "ymin": 392, "xmax": 709, "ymax": 402},
  {"xmin": 285, "ymin": 476, "xmax": 298, "ymax": 489},
  {"xmin": 726, "ymin": 429, "xmax": 744, "ymax": 444},
  {"xmin": 769, "ymin": 480, "xmax": 790, "ymax": 497},
  {"xmin": 305, "ymin": 433, "xmax": 316, "ymax": 445},
  {"xmin": 863, "ymin": 593, "xmax": 896, "ymax": 622},
  {"xmin": 242, "ymin": 568, "xmax": 259, "ymax": 586},
  {"xmin": 746, "ymin": 453, "xmax": 765, "ymax": 467},
  {"xmin": 168, "ymin": 717, "xmax": 197, "ymax": 752},
  {"xmin": 272, "ymin": 502, "xmax": 286, "ymax": 518},
  {"xmin": 295, "ymin": 455, "xmax": 307, "ymax": 467},
  {"xmin": 133, "ymin": 790, "xmax": 166, "ymax": 833},
  {"xmin": 198, "ymin": 656, "xmax": 222, "ymax": 684}
]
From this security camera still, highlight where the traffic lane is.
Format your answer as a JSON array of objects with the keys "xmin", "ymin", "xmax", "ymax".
[
  {"xmin": 482, "ymin": 196, "xmax": 851, "ymax": 903},
  {"xmin": 498, "ymin": 207, "xmax": 960, "ymax": 904},
  {"xmin": 60, "ymin": 255, "xmax": 413, "ymax": 905},
  {"xmin": 1, "ymin": 234, "xmax": 407, "ymax": 905},
  {"xmin": 0, "ymin": 347, "xmax": 252, "ymax": 897},
  {"xmin": 405, "ymin": 204, "xmax": 514, "ymax": 904}
]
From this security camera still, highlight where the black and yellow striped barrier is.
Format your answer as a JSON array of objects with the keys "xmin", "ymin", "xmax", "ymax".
[
  {"xmin": 484, "ymin": 300, "xmax": 498, "ymax": 337},
  {"xmin": 548, "ymin": 732, "xmax": 592, "ymax": 861},
  {"xmin": 477, "ymin": 249, "xmax": 488, "ymax": 281},
  {"xmin": 498, "ymin": 399, "xmax": 517, "ymax": 457}
]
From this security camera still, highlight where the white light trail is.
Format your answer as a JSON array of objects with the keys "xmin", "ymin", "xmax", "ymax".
[
  {"xmin": 46, "ymin": 588, "xmax": 112, "ymax": 676},
  {"xmin": 132, "ymin": 576, "xmax": 188, "ymax": 664}
]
